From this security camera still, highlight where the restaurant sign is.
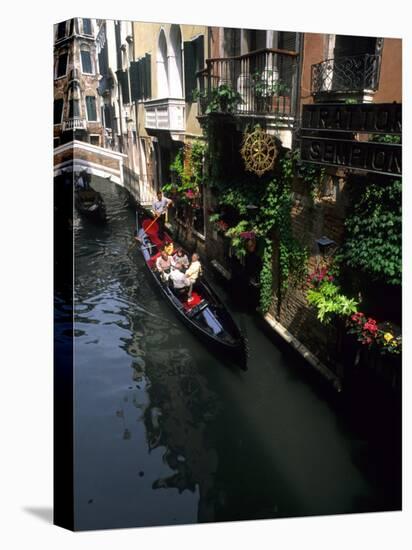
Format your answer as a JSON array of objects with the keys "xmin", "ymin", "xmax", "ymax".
[
  {"xmin": 300, "ymin": 103, "xmax": 402, "ymax": 176},
  {"xmin": 301, "ymin": 103, "xmax": 401, "ymax": 134}
]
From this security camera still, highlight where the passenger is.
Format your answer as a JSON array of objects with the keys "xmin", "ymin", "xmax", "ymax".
[
  {"xmin": 172, "ymin": 247, "xmax": 189, "ymax": 269},
  {"xmin": 169, "ymin": 261, "xmax": 190, "ymax": 296},
  {"xmin": 155, "ymin": 250, "xmax": 172, "ymax": 281},
  {"xmin": 164, "ymin": 241, "xmax": 174, "ymax": 256},
  {"xmin": 185, "ymin": 253, "xmax": 202, "ymax": 302}
]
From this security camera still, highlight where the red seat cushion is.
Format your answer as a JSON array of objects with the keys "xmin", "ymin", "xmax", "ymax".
[{"xmin": 182, "ymin": 291, "xmax": 202, "ymax": 311}]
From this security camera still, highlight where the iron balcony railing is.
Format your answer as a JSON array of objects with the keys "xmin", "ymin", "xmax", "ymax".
[
  {"xmin": 197, "ymin": 48, "xmax": 299, "ymax": 118},
  {"xmin": 311, "ymin": 54, "xmax": 381, "ymax": 95}
]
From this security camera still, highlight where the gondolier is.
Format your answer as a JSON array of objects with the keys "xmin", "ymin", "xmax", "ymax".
[{"xmin": 152, "ymin": 190, "xmax": 172, "ymax": 240}]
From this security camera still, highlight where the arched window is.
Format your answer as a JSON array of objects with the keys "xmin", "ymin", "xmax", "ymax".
[
  {"xmin": 169, "ymin": 25, "xmax": 183, "ymax": 98},
  {"xmin": 157, "ymin": 28, "xmax": 169, "ymax": 98}
]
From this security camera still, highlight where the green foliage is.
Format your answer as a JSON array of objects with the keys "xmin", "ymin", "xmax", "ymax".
[
  {"xmin": 203, "ymin": 84, "xmax": 243, "ymax": 114},
  {"xmin": 208, "ymin": 213, "xmax": 221, "ymax": 223},
  {"xmin": 294, "ymin": 149, "xmax": 325, "ymax": 202},
  {"xmin": 162, "ymin": 140, "xmax": 206, "ymax": 203},
  {"xmin": 208, "ymin": 149, "xmax": 308, "ymax": 312},
  {"xmin": 251, "ymin": 70, "xmax": 290, "ymax": 98},
  {"xmin": 259, "ymin": 239, "xmax": 274, "ymax": 312},
  {"xmin": 371, "ymin": 133, "xmax": 401, "ymax": 144},
  {"xmin": 307, "ymin": 280, "xmax": 358, "ymax": 324},
  {"xmin": 341, "ymin": 178, "xmax": 402, "ymax": 285},
  {"xmin": 225, "ymin": 221, "xmax": 251, "ymax": 259}
]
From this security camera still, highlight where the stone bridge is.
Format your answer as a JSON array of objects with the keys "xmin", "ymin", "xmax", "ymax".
[{"xmin": 54, "ymin": 140, "xmax": 158, "ymax": 207}]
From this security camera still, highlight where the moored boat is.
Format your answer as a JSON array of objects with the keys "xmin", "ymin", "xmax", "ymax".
[
  {"xmin": 135, "ymin": 215, "xmax": 248, "ymax": 370},
  {"xmin": 75, "ymin": 186, "xmax": 106, "ymax": 222}
]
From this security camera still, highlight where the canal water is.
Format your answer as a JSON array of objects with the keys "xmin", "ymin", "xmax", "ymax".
[{"xmin": 73, "ymin": 177, "xmax": 401, "ymax": 531}]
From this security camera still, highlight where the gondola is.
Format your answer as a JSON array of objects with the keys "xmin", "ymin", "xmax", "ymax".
[
  {"xmin": 75, "ymin": 186, "xmax": 106, "ymax": 222},
  {"xmin": 135, "ymin": 215, "xmax": 248, "ymax": 370}
]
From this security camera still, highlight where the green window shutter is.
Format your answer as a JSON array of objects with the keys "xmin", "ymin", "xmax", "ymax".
[
  {"xmin": 54, "ymin": 99, "xmax": 64, "ymax": 124},
  {"xmin": 69, "ymin": 99, "xmax": 80, "ymax": 118},
  {"xmin": 278, "ymin": 32, "xmax": 297, "ymax": 52},
  {"xmin": 194, "ymin": 35, "xmax": 204, "ymax": 72},
  {"xmin": 81, "ymin": 50, "xmax": 92, "ymax": 73},
  {"xmin": 82, "ymin": 18, "xmax": 92, "ymax": 35},
  {"xmin": 86, "ymin": 96, "xmax": 97, "ymax": 121},
  {"xmin": 116, "ymin": 70, "xmax": 130, "ymax": 104},
  {"xmin": 57, "ymin": 54, "xmax": 67, "ymax": 77},
  {"xmin": 56, "ymin": 21, "xmax": 66, "ymax": 40},
  {"xmin": 144, "ymin": 53, "xmax": 152, "ymax": 99},
  {"xmin": 184, "ymin": 41, "xmax": 195, "ymax": 102},
  {"xmin": 103, "ymin": 104, "xmax": 112, "ymax": 128},
  {"xmin": 137, "ymin": 60, "xmax": 145, "ymax": 99},
  {"xmin": 130, "ymin": 61, "xmax": 140, "ymax": 101}
]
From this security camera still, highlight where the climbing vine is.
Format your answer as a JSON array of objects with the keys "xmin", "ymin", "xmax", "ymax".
[
  {"xmin": 207, "ymin": 146, "xmax": 308, "ymax": 313},
  {"xmin": 339, "ymin": 177, "xmax": 401, "ymax": 286},
  {"xmin": 162, "ymin": 140, "xmax": 206, "ymax": 203}
]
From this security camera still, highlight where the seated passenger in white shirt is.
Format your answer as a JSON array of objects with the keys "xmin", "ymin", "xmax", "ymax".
[{"xmin": 169, "ymin": 262, "xmax": 190, "ymax": 294}]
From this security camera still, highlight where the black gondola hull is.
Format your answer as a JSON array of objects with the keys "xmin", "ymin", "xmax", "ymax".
[{"xmin": 135, "ymin": 234, "xmax": 247, "ymax": 370}]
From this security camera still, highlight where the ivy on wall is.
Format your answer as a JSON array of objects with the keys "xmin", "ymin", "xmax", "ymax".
[
  {"xmin": 206, "ymin": 141, "xmax": 308, "ymax": 313},
  {"xmin": 339, "ymin": 177, "xmax": 402, "ymax": 286}
]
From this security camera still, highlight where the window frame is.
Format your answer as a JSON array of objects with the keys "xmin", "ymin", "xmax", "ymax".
[
  {"xmin": 85, "ymin": 95, "xmax": 98, "ymax": 121},
  {"xmin": 56, "ymin": 21, "xmax": 67, "ymax": 41},
  {"xmin": 55, "ymin": 53, "xmax": 68, "ymax": 79},
  {"xmin": 69, "ymin": 98, "xmax": 80, "ymax": 119},
  {"xmin": 82, "ymin": 18, "xmax": 92, "ymax": 36},
  {"xmin": 53, "ymin": 98, "xmax": 64, "ymax": 125},
  {"xmin": 80, "ymin": 49, "xmax": 93, "ymax": 75}
]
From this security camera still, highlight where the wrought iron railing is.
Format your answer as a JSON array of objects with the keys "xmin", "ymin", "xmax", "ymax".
[
  {"xmin": 197, "ymin": 48, "xmax": 298, "ymax": 117},
  {"xmin": 311, "ymin": 54, "xmax": 381, "ymax": 95}
]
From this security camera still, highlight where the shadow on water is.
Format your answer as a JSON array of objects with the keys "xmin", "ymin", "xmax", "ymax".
[{"xmin": 72, "ymin": 177, "xmax": 401, "ymax": 531}]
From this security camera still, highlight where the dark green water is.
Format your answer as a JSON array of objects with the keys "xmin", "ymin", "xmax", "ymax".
[{"xmin": 72, "ymin": 177, "xmax": 401, "ymax": 531}]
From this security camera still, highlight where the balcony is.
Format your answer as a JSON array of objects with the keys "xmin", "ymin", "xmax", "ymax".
[
  {"xmin": 311, "ymin": 54, "xmax": 381, "ymax": 100},
  {"xmin": 62, "ymin": 117, "xmax": 87, "ymax": 131},
  {"xmin": 197, "ymin": 48, "xmax": 298, "ymax": 120},
  {"xmin": 144, "ymin": 98, "xmax": 186, "ymax": 134}
]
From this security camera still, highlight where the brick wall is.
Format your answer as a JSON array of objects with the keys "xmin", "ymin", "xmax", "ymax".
[{"xmin": 270, "ymin": 169, "xmax": 349, "ymax": 371}]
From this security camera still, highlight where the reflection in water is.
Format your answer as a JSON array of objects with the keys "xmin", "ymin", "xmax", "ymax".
[{"xmin": 73, "ymin": 177, "xmax": 401, "ymax": 531}]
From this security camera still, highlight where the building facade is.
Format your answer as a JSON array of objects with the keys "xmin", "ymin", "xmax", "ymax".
[{"xmin": 53, "ymin": 18, "xmax": 104, "ymax": 148}]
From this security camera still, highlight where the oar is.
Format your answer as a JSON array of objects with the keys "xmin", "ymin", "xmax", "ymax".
[{"xmin": 143, "ymin": 213, "xmax": 160, "ymax": 234}]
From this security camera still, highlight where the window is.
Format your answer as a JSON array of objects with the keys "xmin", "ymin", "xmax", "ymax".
[
  {"xmin": 56, "ymin": 21, "xmax": 66, "ymax": 40},
  {"xmin": 82, "ymin": 18, "xmax": 92, "ymax": 35},
  {"xmin": 81, "ymin": 50, "xmax": 92, "ymax": 74},
  {"xmin": 130, "ymin": 54, "xmax": 152, "ymax": 101},
  {"xmin": 86, "ymin": 96, "xmax": 97, "ymax": 121},
  {"xmin": 69, "ymin": 99, "xmax": 80, "ymax": 118},
  {"xmin": 116, "ymin": 69, "xmax": 130, "ymax": 104},
  {"xmin": 90, "ymin": 135, "xmax": 100, "ymax": 146},
  {"xmin": 56, "ymin": 53, "xmax": 68, "ymax": 78},
  {"xmin": 184, "ymin": 36, "xmax": 204, "ymax": 102},
  {"xmin": 54, "ymin": 99, "xmax": 64, "ymax": 124}
]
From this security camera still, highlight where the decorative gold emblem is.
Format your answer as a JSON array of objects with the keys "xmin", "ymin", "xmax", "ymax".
[{"xmin": 240, "ymin": 127, "xmax": 278, "ymax": 177}]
